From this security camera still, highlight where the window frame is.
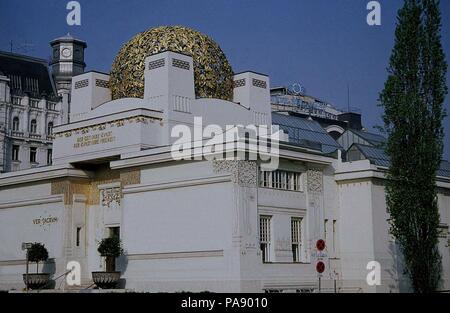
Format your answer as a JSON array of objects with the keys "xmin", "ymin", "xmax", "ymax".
[
  {"xmin": 259, "ymin": 215, "xmax": 272, "ymax": 263},
  {"xmin": 291, "ymin": 217, "xmax": 303, "ymax": 263},
  {"xmin": 47, "ymin": 149, "xmax": 52, "ymax": 165},
  {"xmin": 30, "ymin": 119, "xmax": 37, "ymax": 134},
  {"xmin": 12, "ymin": 117, "xmax": 20, "ymax": 131},
  {"xmin": 259, "ymin": 169, "xmax": 303, "ymax": 192},
  {"xmin": 47, "ymin": 121, "xmax": 53, "ymax": 135},
  {"xmin": 12, "ymin": 145, "xmax": 20, "ymax": 161},
  {"xmin": 29, "ymin": 146, "xmax": 37, "ymax": 163}
]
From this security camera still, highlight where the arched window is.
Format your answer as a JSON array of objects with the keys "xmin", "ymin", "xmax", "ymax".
[
  {"xmin": 12, "ymin": 117, "xmax": 19, "ymax": 131},
  {"xmin": 30, "ymin": 119, "xmax": 37, "ymax": 134},
  {"xmin": 47, "ymin": 122, "xmax": 53, "ymax": 135}
]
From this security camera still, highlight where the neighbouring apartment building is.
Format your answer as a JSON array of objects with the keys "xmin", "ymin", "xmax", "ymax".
[{"xmin": 0, "ymin": 34, "xmax": 86, "ymax": 172}]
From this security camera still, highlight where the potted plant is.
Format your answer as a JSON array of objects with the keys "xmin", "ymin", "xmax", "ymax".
[
  {"xmin": 23, "ymin": 242, "xmax": 50, "ymax": 290},
  {"xmin": 92, "ymin": 236, "xmax": 123, "ymax": 289}
]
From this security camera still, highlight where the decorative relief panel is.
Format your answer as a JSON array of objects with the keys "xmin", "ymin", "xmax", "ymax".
[
  {"xmin": 212, "ymin": 160, "xmax": 257, "ymax": 187},
  {"xmin": 51, "ymin": 169, "xmax": 140, "ymax": 205},
  {"xmin": 172, "ymin": 58, "xmax": 190, "ymax": 70},
  {"xmin": 74, "ymin": 79, "xmax": 89, "ymax": 89},
  {"xmin": 307, "ymin": 169, "xmax": 323, "ymax": 193},
  {"xmin": 233, "ymin": 79, "xmax": 246, "ymax": 88},
  {"xmin": 252, "ymin": 78, "xmax": 267, "ymax": 89},
  {"xmin": 54, "ymin": 115, "xmax": 160, "ymax": 138},
  {"xmin": 95, "ymin": 79, "xmax": 109, "ymax": 89},
  {"xmin": 148, "ymin": 58, "xmax": 165, "ymax": 70},
  {"xmin": 101, "ymin": 187, "xmax": 122, "ymax": 207}
]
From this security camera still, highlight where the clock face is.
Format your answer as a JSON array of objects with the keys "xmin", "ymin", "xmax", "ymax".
[{"xmin": 61, "ymin": 47, "xmax": 72, "ymax": 58}]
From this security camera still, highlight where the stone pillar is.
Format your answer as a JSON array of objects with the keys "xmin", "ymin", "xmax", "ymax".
[
  {"xmin": 212, "ymin": 160, "xmax": 260, "ymax": 292},
  {"xmin": 306, "ymin": 168, "xmax": 324, "ymax": 262}
]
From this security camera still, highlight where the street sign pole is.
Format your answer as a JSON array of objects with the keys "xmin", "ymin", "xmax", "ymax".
[
  {"xmin": 25, "ymin": 250, "xmax": 29, "ymax": 292},
  {"xmin": 315, "ymin": 239, "xmax": 326, "ymax": 293},
  {"xmin": 334, "ymin": 278, "xmax": 337, "ymax": 294}
]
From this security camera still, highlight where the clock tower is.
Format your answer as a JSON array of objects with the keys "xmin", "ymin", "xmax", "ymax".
[{"xmin": 50, "ymin": 34, "xmax": 87, "ymax": 123}]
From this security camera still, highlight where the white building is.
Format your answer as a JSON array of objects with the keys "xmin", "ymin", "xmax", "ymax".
[{"xmin": 0, "ymin": 28, "xmax": 449, "ymax": 293}]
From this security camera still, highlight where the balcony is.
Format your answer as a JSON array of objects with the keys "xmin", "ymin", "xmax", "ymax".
[
  {"xmin": 29, "ymin": 133, "xmax": 42, "ymax": 139},
  {"xmin": 46, "ymin": 102, "xmax": 57, "ymax": 111},
  {"xmin": 11, "ymin": 131, "xmax": 24, "ymax": 137}
]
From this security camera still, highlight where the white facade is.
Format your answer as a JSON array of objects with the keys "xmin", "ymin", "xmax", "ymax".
[{"xmin": 0, "ymin": 50, "xmax": 449, "ymax": 293}]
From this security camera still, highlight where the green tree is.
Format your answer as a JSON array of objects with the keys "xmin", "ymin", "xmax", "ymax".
[
  {"xmin": 98, "ymin": 236, "xmax": 123, "ymax": 272},
  {"xmin": 27, "ymin": 242, "xmax": 49, "ymax": 274},
  {"xmin": 380, "ymin": 0, "xmax": 447, "ymax": 293}
]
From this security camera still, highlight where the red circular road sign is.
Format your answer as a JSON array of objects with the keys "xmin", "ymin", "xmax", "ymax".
[
  {"xmin": 316, "ymin": 239, "xmax": 326, "ymax": 251},
  {"xmin": 316, "ymin": 261, "xmax": 326, "ymax": 274}
]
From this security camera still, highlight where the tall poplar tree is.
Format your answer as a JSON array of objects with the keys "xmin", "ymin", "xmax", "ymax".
[{"xmin": 380, "ymin": 0, "xmax": 447, "ymax": 293}]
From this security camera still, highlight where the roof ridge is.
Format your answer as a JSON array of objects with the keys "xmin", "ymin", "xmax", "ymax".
[{"xmin": 0, "ymin": 50, "xmax": 48, "ymax": 65}]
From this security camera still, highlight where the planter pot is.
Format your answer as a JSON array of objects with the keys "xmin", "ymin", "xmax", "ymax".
[
  {"xmin": 92, "ymin": 271, "xmax": 121, "ymax": 289},
  {"xmin": 22, "ymin": 273, "xmax": 50, "ymax": 290}
]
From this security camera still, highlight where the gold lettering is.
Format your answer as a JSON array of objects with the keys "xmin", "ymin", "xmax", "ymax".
[{"xmin": 73, "ymin": 131, "xmax": 116, "ymax": 149}]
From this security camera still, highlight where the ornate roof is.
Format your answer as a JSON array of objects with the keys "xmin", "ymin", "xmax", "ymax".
[{"xmin": 109, "ymin": 26, "xmax": 234, "ymax": 101}]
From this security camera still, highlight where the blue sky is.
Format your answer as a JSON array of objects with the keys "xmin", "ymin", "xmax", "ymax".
[{"xmin": 1, "ymin": 0, "xmax": 449, "ymax": 159}]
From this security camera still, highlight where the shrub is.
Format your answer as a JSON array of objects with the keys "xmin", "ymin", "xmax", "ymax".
[
  {"xmin": 27, "ymin": 243, "xmax": 48, "ymax": 273},
  {"xmin": 97, "ymin": 237, "xmax": 123, "ymax": 257}
]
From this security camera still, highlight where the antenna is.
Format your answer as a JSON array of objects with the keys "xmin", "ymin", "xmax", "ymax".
[
  {"xmin": 347, "ymin": 82, "xmax": 350, "ymax": 112},
  {"xmin": 8, "ymin": 40, "xmax": 35, "ymax": 54}
]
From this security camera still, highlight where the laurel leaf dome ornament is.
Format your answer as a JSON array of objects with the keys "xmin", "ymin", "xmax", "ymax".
[{"xmin": 110, "ymin": 26, "xmax": 234, "ymax": 101}]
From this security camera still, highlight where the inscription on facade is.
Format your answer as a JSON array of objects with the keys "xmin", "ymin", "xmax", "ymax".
[
  {"xmin": 33, "ymin": 216, "xmax": 58, "ymax": 225},
  {"xmin": 73, "ymin": 131, "xmax": 116, "ymax": 149}
]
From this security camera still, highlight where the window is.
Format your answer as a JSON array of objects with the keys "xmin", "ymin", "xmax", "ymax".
[
  {"xmin": 46, "ymin": 102, "xmax": 56, "ymax": 110},
  {"xmin": 47, "ymin": 122, "xmax": 53, "ymax": 135},
  {"xmin": 291, "ymin": 217, "xmax": 302, "ymax": 262},
  {"xmin": 108, "ymin": 226, "xmax": 120, "ymax": 239},
  {"xmin": 324, "ymin": 219, "xmax": 328, "ymax": 242},
  {"xmin": 259, "ymin": 216, "xmax": 271, "ymax": 263},
  {"xmin": 30, "ymin": 147, "xmax": 37, "ymax": 163},
  {"xmin": 12, "ymin": 96, "xmax": 21, "ymax": 105},
  {"xmin": 260, "ymin": 170, "xmax": 302, "ymax": 191},
  {"xmin": 76, "ymin": 227, "xmax": 82, "ymax": 247},
  {"xmin": 47, "ymin": 149, "xmax": 52, "ymax": 165},
  {"xmin": 30, "ymin": 119, "xmax": 37, "ymax": 134},
  {"xmin": 30, "ymin": 99, "xmax": 39, "ymax": 108},
  {"xmin": 12, "ymin": 145, "xmax": 19, "ymax": 161},
  {"xmin": 332, "ymin": 220, "xmax": 337, "ymax": 253},
  {"xmin": 12, "ymin": 117, "xmax": 19, "ymax": 131}
]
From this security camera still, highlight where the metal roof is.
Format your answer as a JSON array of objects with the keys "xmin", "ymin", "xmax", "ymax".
[
  {"xmin": 50, "ymin": 33, "xmax": 87, "ymax": 47},
  {"xmin": 353, "ymin": 144, "xmax": 390, "ymax": 168},
  {"xmin": 0, "ymin": 50, "xmax": 56, "ymax": 98},
  {"xmin": 353, "ymin": 143, "xmax": 450, "ymax": 178},
  {"xmin": 351, "ymin": 129, "xmax": 387, "ymax": 146},
  {"xmin": 272, "ymin": 112, "xmax": 342, "ymax": 154}
]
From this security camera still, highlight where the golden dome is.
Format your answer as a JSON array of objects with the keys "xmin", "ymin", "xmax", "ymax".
[{"xmin": 110, "ymin": 26, "xmax": 234, "ymax": 101}]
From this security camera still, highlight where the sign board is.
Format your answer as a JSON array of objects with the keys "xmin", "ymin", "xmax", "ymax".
[
  {"xmin": 21, "ymin": 242, "xmax": 32, "ymax": 251},
  {"xmin": 316, "ymin": 239, "xmax": 326, "ymax": 251},
  {"xmin": 316, "ymin": 261, "xmax": 325, "ymax": 274}
]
